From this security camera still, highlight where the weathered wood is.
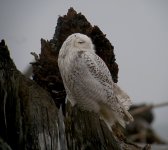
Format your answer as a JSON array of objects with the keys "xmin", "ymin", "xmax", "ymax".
[
  {"xmin": 0, "ymin": 137, "xmax": 12, "ymax": 150},
  {"xmin": 0, "ymin": 40, "xmax": 59, "ymax": 149},
  {"xmin": 65, "ymin": 103, "xmax": 121, "ymax": 150}
]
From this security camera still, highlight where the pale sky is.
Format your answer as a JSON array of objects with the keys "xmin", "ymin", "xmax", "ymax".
[{"xmin": 0, "ymin": 0, "xmax": 168, "ymax": 140}]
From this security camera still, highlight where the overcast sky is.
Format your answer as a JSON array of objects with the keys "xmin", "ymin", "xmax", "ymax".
[{"xmin": 0, "ymin": 0, "xmax": 168, "ymax": 140}]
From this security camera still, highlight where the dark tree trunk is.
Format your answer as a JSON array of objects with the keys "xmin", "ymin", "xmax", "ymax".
[
  {"xmin": 0, "ymin": 8, "xmax": 149, "ymax": 150},
  {"xmin": 0, "ymin": 41, "xmax": 59, "ymax": 149}
]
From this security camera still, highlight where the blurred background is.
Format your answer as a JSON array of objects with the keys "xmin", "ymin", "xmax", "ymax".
[{"xmin": 0, "ymin": 0, "xmax": 168, "ymax": 141}]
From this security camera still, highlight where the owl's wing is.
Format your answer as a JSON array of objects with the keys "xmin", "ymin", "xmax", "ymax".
[
  {"xmin": 66, "ymin": 50, "xmax": 133, "ymax": 127},
  {"xmin": 72, "ymin": 51, "xmax": 132, "ymax": 110},
  {"xmin": 72, "ymin": 51, "xmax": 113, "ymax": 101}
]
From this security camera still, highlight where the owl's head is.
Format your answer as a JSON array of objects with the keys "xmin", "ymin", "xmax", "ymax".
[{"xmin": 65, "ymin": 33, "xmax": 94, "ymax": 50}]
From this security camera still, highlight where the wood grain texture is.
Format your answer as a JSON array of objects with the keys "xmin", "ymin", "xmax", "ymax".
[{"xmin": 0, "ymin": 40, "xmax": 59, "ymax": 150}]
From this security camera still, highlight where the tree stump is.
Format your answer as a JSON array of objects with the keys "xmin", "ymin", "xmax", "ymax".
[
  {"xmin": 0, "ymin": 8, "xmax": 150, "ymax": 150},
  {"xmin": 0, "ymin": 40, "xmax": 59, "ymax": 149}
]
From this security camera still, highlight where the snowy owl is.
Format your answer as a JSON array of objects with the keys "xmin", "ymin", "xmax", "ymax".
[{"xmin": 58, "ymin": 33, "xmax": 133, "ymax": 130}]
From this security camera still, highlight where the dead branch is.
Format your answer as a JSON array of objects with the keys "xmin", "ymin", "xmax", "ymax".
[{"xmin": 131, "ymin": 102, "xmax": 168, "ymax": 116}]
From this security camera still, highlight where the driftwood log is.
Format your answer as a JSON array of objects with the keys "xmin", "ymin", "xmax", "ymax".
[{"xmin": 0, "ymin": 8, "xmax": 150, "ymax": 150}]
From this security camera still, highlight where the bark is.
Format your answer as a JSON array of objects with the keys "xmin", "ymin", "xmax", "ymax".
[
  {"xmin": 0, "ymin": 40, "xmax": 59, "ymax": 149},
  {"xmin": 0, "ymin": 8, "xmax": 149, "ymax": 150},
  {"xmin": 0, "ymin": 137, "xmax": 12, "ymax": 150}
]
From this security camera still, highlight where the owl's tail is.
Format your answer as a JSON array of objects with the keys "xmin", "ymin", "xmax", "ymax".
[
  {"xmin": 100, "ymin": 104, "xmax": 133, "ymax": 130},
  {"xmin": 100, "ymin": 83, "xmax": 134, "ymax": 130},
  {"xmin": 113, "ymin": 83, "xmax": 134, "ymax": 127},
  {"xmin": 113, "ymin": 83, "xmax": 132, "ymax": 110},
  {"xmin": 115, "ymin": 106, "xmax": 134, "ymax": 128}
]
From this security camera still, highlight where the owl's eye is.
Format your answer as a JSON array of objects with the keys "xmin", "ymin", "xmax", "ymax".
[{"xmin": 78, "ymin": 41, "xmax": 85, "ymax": 44}]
